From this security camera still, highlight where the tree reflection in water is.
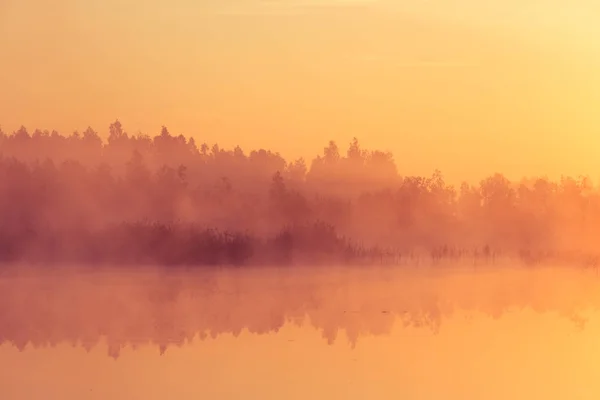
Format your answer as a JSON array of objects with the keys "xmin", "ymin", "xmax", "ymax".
[{"xmin": 0, "ymin": 264, "xmax": 597, "ymax": 359}]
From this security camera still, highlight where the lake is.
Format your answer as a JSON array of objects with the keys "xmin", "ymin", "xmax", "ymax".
[{"xmin": 1, "ymin": 264, "xmax": 599, "ymax": 399}]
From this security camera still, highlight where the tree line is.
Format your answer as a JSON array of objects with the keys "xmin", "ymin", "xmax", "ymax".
[{"xmin": 0, "ymin": 120, "xmax": 599, "ymax": 266}]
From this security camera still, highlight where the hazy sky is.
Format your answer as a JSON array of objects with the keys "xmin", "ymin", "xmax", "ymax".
[{"xmin": 1, "ymin": 0, "xmax": 599, "ymax": 182}]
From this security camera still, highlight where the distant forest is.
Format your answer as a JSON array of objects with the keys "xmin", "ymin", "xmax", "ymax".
[{"xmin": 0, "ymin": 120, "xmax": 599, "ymax": 266}]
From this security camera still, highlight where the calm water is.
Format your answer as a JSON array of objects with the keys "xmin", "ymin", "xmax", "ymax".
[{"xmin": 1, "ymin": 264, "xmax": 599, "ymax": 399}]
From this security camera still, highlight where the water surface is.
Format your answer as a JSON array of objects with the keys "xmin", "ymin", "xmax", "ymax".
[{"xmin": 1, "ymin": 265, "xmax": 599, "ymax": 399}]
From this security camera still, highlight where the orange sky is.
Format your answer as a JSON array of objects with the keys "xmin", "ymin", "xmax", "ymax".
[{"xmin": 1, "ymin": 0, "xmax": 599, "ymax": 183}]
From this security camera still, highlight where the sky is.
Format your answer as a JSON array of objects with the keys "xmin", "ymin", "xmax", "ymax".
[{"xmin": 1, "ymin": 0, "xmax": 599, "ymax": 182}]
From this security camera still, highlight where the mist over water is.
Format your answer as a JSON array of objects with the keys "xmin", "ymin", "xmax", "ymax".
[
  {"xmin": 1, "ymin": 264, "xmax": 600, "ymax": 399},
  {"xmin": 2, "ymin": 0, "xmax": 598, "ymax": 395},
  {"xmin": 2, "ymin": 123, "xmax": 600, "ymax": 398}
]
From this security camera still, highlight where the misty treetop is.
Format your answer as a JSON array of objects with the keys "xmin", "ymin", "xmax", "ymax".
[{"xmin": 0, "ymin": 120, "xmax": 599, "ymax": 266}]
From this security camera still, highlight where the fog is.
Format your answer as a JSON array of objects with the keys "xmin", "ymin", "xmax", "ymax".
[
  {"xmin": 2, "ymin": 122, "xmax": 600, "ymax": 398},
  {"xmin": 0, "ymin": 121, "xmax": 599, "ymax": 266}
]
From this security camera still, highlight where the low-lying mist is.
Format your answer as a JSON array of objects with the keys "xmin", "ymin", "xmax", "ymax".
[
  {"xmin": 0, "ymin": 121, "xmax": 600, "ymax": 265},
  {"xmin": 1, "ymin": 121, "xmax": 598, "ymax": 357}
]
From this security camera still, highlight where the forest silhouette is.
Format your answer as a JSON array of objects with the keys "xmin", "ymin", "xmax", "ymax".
[{"xmin": 0, "ymin": 120, "xmax": 600, "ymax": 266}]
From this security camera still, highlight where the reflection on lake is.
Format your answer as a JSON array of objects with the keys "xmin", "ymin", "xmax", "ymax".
[{"xmin": 1, "ymin": 265, "xmax": 599, "ymax": 399}]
